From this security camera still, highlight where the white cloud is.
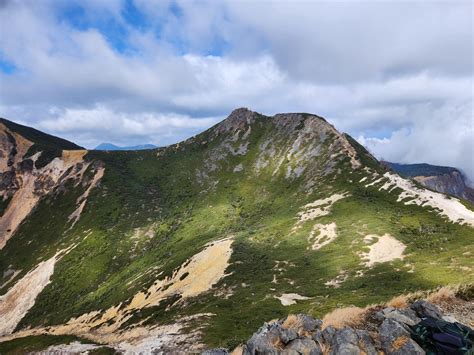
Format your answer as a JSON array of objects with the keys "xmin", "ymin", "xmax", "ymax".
[
  {"xmin": 35, "ymin": 106, "xmax": 221, "ymax": 148},
  {"xmin": 358, "ymin": 100, "xmax": 474, "ymax": 185},
  {"xmin": 0, "ymin": 0, "xmax": 472, "ymax": 180}
]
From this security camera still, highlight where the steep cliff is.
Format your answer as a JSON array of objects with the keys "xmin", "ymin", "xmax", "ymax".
[{"xmin": 387, "ymin": 162, "xmax": 474, "ymax": 205}]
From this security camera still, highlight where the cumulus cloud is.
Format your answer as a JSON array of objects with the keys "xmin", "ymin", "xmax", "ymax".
[
  {"xmin": 37, "ymin": 106, "xmax": 221, "ymax": 148},
  {"xmin": 358, "ymin": 100, "xmax": 474, "ymax": 185},
  {"xmin": 0, "ymin": 0, "xmax": 472, "ymax": 181}
]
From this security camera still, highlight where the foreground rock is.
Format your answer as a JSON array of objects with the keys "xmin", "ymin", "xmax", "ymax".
[{"xmin": 205, "ymin": 299, "xmax": 474, "ymax": 354}]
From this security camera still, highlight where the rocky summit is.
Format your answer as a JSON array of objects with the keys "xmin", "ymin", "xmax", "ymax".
[{"xmin": 0, "ymin": 108, "xmax": 473, "ymax": 353}]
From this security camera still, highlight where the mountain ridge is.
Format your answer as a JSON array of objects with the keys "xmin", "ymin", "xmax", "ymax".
[
  {"xmin": 0, "ymin": 108, "xmax": 473, "ymax": 353},
  {"xmin": 0, "ymin": 117, "xmax": 83, "ymax": 151}
]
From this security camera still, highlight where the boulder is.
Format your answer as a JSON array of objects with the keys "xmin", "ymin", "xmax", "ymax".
[
  {"xmin": 321, "ymin": 326, "xmax": 336, "ymax": 344},
  {"xmin": 243, "ymin": 323, "xmax": 282, "ymax": 354},
  {"xmin": 312, "ymin": 329, "xmax": 324, "ymax": 345},
  {"xmin": 329, "ymin": 327, "xmax": 360, "ymax": 355},
  {"xmin": 18, "ymin": 158, "xmax": 34, "ymax": 173},
  {"xmin": 410, "ymin": 300, "xmax": 443, "ymax": 319},
  {"xmin": 379, "ymin": 319, "xmax": 425, "ymax": 355},
  {"xmin": 280, "ymin": 328, "xmax": 298, "ymax": 344},
  {"xmin": 299, "ymin": 315, "xmax": 322, "ymax": 333},
  {"xmin": 381, "ymin": 307, "xmax": 421, "ymax": 326},
  {"xmin": 355, "ymin": 330, "xmax": 377, "ymax": 355},
  {"xmin": 286, "ymin": 338, "xmax": 321, "ymax": 355}
]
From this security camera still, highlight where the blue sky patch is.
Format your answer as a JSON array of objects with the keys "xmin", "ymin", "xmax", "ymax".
[{"xmin": 0, "ymin": 56, "xmax": 16, "ymax": 74}]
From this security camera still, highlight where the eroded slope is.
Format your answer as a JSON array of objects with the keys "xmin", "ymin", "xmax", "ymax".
[{"xmin": 0, "ymin": 109, "xmax": 473, "ymax": 352}]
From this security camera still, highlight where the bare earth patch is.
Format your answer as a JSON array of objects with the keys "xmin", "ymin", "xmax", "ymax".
[
  {"xmin": 380, "ymin": 172, "xmax": 474, "ymax": 227},
  {"xmin": 0, "ymin": 238, "xmax": 234, "ymax": 350},
  {"xmin": 0, "ymin": 247, "xmax": 74, "ymax": 336},
  {"xmin": 0, "ymin": 123, "xmax": 33, "ymax": 171},
  {"xmin": 293, "ymin": 193, "xmax": 348, "ymax": 231},
  {"xmin": 308, "ymin": 222, "xmax": 337, "ymax": 250},
  {"xmin": 0, "ymin": 150, "xmax": 88, "ymax": 249},
  {"xmin": 324, "ymin": 271, "xmax": 348, "ymax": 288},
  {"xmin": 361, "ymin": 234, "xmax": 406, "ymax": 267},
  {"xmin": 275, "ymin": 293, "xmax": 311, "ymax": 306}
]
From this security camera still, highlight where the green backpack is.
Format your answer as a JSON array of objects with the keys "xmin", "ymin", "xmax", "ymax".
[{"xmin": 410, "ymin": 317, "xmax": 474, "ymax": 355}]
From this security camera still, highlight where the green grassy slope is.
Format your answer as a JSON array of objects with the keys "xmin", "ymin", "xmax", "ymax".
[{"xmin": 0, "ymin": 109, "xmax": 473, "ymax": 349}]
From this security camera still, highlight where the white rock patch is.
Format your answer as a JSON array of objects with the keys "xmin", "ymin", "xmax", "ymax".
[
  {"xmin": 0, "ymin": 150, "xmax": 88, "ymax": 249},
  {"xmin": 324, "ymin": 271, "xmax": 348, "ymax": 288},
  {"xmin": 293, "ymin": 193, "xmax": 348, "ymax": 230},
  {"xmin": 45, "ymin": 341, "xmax": 103, "ymax": 353},
  {"xmin": 308, "ymin": 222, "xmax": 337, "ymax": 250},
  {"xmin": 361, "ymin": 234, "xmax": 406, "ymax": 267},
  {"xmin": 233, "ymin": 163, "xmax": 243, "ymax": 172},
  {"xmin": 0, "ymin": 240, "xmax": 233, "ymax": 347},
  {"xmin": 275, "ymin": 293, "xmax": 311, "ymax": 306},
  {"xmin": 380, "ymin": 172, "xmax": 474, "ymax": 227},
  {"xmin": 0, "ymin": 238, "xmax": 234, "ymax": 341},
  {"xmin": 365, "ymin": 177, "xmax": 384, "ymax": 187}
]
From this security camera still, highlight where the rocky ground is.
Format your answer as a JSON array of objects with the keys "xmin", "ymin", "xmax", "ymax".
[{"xmin": 205, "ymin": 290, "xmax": 473, "ymax": 355}]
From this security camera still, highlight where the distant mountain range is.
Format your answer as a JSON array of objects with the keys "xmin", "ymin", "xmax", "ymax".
[
  {"xmin": 94, "ymin": 142, "xmax": 157, "ymax": 151},
  {"xmin": 385, "ymin": 162, "xmax": 458, "ymax": 177}
]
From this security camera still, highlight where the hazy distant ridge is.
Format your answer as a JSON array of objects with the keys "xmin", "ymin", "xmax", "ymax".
[{"xmin": 94, "ymin": 142, "xmax": 157, "ymax": 151}]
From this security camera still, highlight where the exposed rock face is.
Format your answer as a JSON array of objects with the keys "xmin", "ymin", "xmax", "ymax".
[
  {"xmin": 387, "ymin": 162, "xmax": 474, "ymax": 204},
  {"xmin": 192, "ymin": 108, "xmax": 365, "ymax": 194},
  {"xmin": 242, "ymin": 314, "xmax": 324, "ymax": 355},
  {"xmin": 0, "ymin": 120, "xmax": 95, "ymax": 249},
  {"xmin": 379, "ymin": 318, "xmax": 425, "ymax": 355},
  {"xmin": 410, "ymin": 300, "xmax": 444, "ymax": 319},
  {"xmin": 0, "ymin": 110, "xmax": 473, "ymax": 353},
  {"xmin": 212, "ymin": 299, "xmax": 474, "ymax": 355},
  {"xmin": 414, "ymin": 172, "xmax": 474, "ymax": 205}
]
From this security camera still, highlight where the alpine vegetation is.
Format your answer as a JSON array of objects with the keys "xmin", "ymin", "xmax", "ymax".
[{"xmin": 0, "ymin": 109, "xmax": 473, "ymax": 353}]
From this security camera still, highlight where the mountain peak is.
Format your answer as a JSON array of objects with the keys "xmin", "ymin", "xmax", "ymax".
[
  {"xmin": 229, "ymin": 107, "xmax": 254, "ymax": 116},
  {"xmin": 215, "ymin": 107, "xmax": 259, "ymax": 133},
  {"xmin": 216, "ymin": 108, "xmax": 331, "ymax": 136}
]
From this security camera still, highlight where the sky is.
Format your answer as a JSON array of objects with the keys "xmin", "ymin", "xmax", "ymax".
[{"xmin": 0, "ymin": 0, "xmax": 473, "ymax": 182}]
